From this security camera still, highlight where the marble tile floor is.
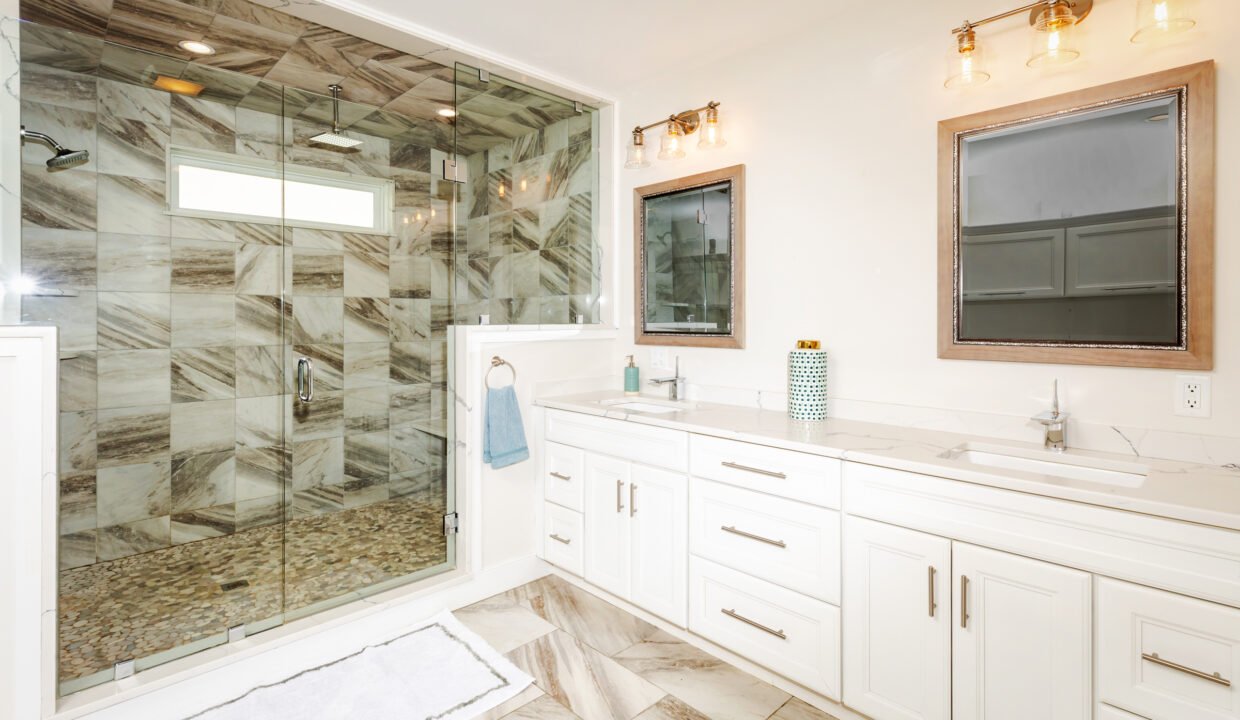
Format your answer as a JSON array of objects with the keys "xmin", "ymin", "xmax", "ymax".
[
  {"xmin": 455, "ymin": 575, "xmax": 840, "ymax": 720},
  {"xmin": 58, "ymin": 492, "xmax": 447, "ymax": 683}
]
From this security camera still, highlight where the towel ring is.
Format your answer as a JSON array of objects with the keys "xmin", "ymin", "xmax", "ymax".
[{"xmin": 485, "ymin": 356, "xmax": 516, "ymax": 389}]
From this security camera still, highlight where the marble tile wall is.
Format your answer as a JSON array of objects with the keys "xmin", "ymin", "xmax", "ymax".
[
  {"xmin": 20, "ymin": 60, "xmax": 452, "ymax": 572},
  {"xmin": 455, "ymin": 110, "xmax": 601, "ymax": 325}
]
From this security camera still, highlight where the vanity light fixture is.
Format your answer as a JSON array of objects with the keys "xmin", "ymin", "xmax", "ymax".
[
  {"xmin": 1131, "ymin": 0, "xmax": 1195, "ymax": 42},
  {"xmin": 946, "ymin": 0, "xmax": 1091, "ymax": 87},
  {"xmin": 177, "ymin": 39, "xmax": 216, "ymax": 56},
  {"xmin": 625, "ymin": 101, "xmax": 723, "ymax": 169}
]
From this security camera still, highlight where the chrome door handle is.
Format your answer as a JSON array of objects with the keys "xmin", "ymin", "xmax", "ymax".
[
  {"xmin": 297, "ymin": 357, "xmax": 314, "ymax": 402},
  {"xmin": 630, "ymin": 484, "xmax": 637, "ymax": 517},
  {"xmin": 721, "ymin": 461, "xmax": 787, "ymax": 479},
  {"xmin": 549, "ymin": 471, "xmax": 572, "ymax": 481},
  {"xmin": 721, "ymin": 608, "xmax": 787, "ymax": 639},
  {"xmin": 1142, "ymin": 652, "xmax": 1231, "ymax": 686},
  {"xmin": 928, "ymin": 566, "xmax": 937, "ymax": 618},
  {"xmin": 721, "ymin": 525, "xmax": 786, "ymax": 548},
  {"xmin": 616, "ymin": 479, "xmax": 624, "ymax": 513},
  {"xmin": 960, "ymin": 575, "xmax": 970, "ymax": 629},
  {"xmin": 549, "ymin": 533, "xmax": 571, "ymax": 545}
]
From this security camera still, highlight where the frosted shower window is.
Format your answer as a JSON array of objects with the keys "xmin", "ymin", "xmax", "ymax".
[{"xmin": 170, "ymin": 148, "xmax": 394, "ymax": 234}]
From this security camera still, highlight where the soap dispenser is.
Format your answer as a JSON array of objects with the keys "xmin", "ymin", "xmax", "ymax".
[{"xmin": 624, "ymin": 355, "xmax": 640, "ymax": 396}]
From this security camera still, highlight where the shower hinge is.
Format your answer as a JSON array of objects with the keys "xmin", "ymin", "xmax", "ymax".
[
  {"xmin": 227, "ymin": 625, "xmax": 246, "ymax": 643},
  {"xmin": 478, "ymin": 68, "xmax": 490, "ymax": 83},
  {"xmin": 442, "ymin": 158, "xmax": 467, "ymax": 184},
  {"xmin": 443, "ymin": 512, "xmax": 460, "ymax": 536},
  {"xmin": 574, "ymin": 101, "xmax": 583, "ymax": 114},
  {"xmin": 113, "ymin": 659, "xmax": 135, "ymax": 680}
]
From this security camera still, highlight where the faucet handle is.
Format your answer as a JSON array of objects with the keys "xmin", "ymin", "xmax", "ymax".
[{"xmin": 1032, "ymin": 409, "xmax": 1068, "ymax": 424}]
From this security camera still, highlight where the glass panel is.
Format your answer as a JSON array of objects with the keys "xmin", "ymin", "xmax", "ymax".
[
  {"xmin": 453, "ymin": 64, "xmax": 600, "ymax": 325},
  {"xmin": 280, "ymin": 82, "xmax": 455, "ymax": 619},
  {"xmin": 957, "ymin": 93, "xmax": 1181, "ymax": 345},
  {"xmin": 17, "ymin": 24, "xmax": 290, "ymax": 695}
]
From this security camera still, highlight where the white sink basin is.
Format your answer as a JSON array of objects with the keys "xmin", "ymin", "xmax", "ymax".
[
  {"xmin": 600, "ymin": 399, "xmax": 688, "ymax": 415},
  {"xmin": 940, "ymin": 442, "xmax": 1149, "ymax": 488}
]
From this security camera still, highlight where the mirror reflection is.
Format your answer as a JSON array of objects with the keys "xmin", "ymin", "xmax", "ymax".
[
  {"xmin": 958, "ymin": 93, "xmax": 1181, "ymax": 345},
  {"xmin": 642, "ymin": 181, "xmax": 735, "ymax": 336}
]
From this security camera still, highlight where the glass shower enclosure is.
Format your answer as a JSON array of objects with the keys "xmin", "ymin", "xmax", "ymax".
[{"xmin": 13, "ymin": 16, "xmax": 597, "ymax": 696}]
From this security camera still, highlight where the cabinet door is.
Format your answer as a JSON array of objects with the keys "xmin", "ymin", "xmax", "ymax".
[
  {"xmin": 629, "ymin": 464, "xmax": 687, "ymax": 627},
  {"xmin": 583, "ymin": 453, "xmax": 630, "ymax": 599},
  {"xmin": 842, "ymin": 516, "xmax": 951, "ymax": 720},
  {"xmin": 953, "ymin": 542, "xmax": 1091, "ymax": 720}
]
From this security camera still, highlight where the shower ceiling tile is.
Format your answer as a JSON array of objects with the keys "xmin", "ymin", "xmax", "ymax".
[
  {"xmin": 19, "ymin": 0, "xmax": 115, "ymax": 38},
  {"xmin": 203, "ymin": 12, "xmax": 298, "ymax": 58},
  {"xmin": 19, "ymin": 22, "xmax": 106, "ymax": 74},
  {"xmin": 339, "ymin": 59, "xmax": 428, "ymax": 107},
  {"xmin": 105, "ymin": 0, "xmax": 216, "ymax": 57}
]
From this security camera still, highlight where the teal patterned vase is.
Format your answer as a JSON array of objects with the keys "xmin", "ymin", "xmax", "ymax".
[{"xmin": 788, "ymin": 340, "xmax": 827, "ymax": 421}]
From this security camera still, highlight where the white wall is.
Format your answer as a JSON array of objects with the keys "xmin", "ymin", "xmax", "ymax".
[{"xmin": 614, "ymin": 0, "xmax": 1239, "ymax": 439}]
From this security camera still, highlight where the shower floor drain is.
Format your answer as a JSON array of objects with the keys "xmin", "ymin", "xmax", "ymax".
[{"xmin": 219, "ymin": 579, "xmax": 250, "ymax": 592}]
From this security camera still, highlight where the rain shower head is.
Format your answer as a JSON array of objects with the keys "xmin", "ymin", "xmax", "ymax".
[
  {"xmin": 20, "ymin": 126, "xmax": 90, "ymax": 169},
  {"xmin": 311, "ymin": 84, "xmax": 363, "ymax": 149}
]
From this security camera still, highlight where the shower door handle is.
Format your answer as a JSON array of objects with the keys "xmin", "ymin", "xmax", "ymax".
[{"xmin": 297, "ymin": 357, "xmax": 314, "ymax": 402}]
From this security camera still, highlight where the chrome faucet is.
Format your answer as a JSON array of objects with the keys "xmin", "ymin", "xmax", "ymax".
[
  {"xmin": 649, "ymin": 356, "xmax": 686, "ymax": 401},
  {"xmin": 1032, "ymin": 379, "xmax": 1068, "ymax": 452}
]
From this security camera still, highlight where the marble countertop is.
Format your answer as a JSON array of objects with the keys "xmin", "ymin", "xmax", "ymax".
[{"xmin": 536, "ymin": 390, "xmax": 1240, "ymax": 532}]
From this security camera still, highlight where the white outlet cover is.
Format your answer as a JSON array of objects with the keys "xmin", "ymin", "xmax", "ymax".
[
  {"xmin": 1175, "ymin": 374, "xmax": 1211, "ymax": 418},
  {"xmin": 649, "ymin": 347, "xmax": 671, "ymax": 371}
]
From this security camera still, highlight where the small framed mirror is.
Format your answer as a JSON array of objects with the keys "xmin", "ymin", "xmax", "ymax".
[
  {"xmin": 938, "ymin": 62, "xmax": 1214, "ymax": 369},
  {"xmin": 635, "ymin": 165, "xmax": 745, "ymax": 348}
]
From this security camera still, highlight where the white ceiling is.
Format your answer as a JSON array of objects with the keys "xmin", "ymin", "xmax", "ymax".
[{"xmin": 341, "ymin": 0, "xmax": 844, "ymax": 97}]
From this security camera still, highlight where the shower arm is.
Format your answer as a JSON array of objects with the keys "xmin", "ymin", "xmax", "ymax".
[{"xmin": 20, "ymin": 126, "xmax": 67, "ymax": 153}]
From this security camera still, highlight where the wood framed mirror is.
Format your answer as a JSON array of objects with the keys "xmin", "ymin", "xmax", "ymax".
[
  {"xmin": 938, "ymin": 62, "xmax": 1214, "ymax": 369},
  {"xmin": 635, "ymin": 165, "xmax": 745, "ymax": 348}
]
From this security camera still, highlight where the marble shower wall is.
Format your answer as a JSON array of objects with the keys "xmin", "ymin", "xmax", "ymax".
[
  {"xmin": 455, "ymin": 108, "xmax": 600, "ymax": 325},
  {"xmin": 21, "ymin": 59, "xmax": 451, "ymax": 572}
]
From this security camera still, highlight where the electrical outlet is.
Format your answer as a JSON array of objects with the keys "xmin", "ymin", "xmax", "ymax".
[
  {"xmin": 649, "ymin": 347, "xmax": 671, "ymax": 371},
  {"xmin": 1175, "ymin": 374, "xmax": 1211, "ymax": 418}
]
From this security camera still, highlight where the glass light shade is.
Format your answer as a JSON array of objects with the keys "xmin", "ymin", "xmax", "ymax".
[
  {"xmin": 624, "ymin": 135, "xmax": 651, "ymax": 169},
  {"xmin": 1027, "ymin": 8, "xmax": 1081, "ymax": 68},
  {"xmin": 944, "ymin": 37, "xmax": 990, "ymax": 89},
  {"xmin": 658, "ymin": 124, "xmax": 685, "ymax": 160},
  {"xmin": 697, "ymin": 107, "xmax": 726, "ymax": 149},
  {"xmin": 1132, "ymin": 0, "xmax": 1195, "ymax": 42}
]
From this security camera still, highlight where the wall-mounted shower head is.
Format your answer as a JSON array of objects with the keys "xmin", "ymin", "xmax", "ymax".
[
  {"xmin": 20, "ymin": 126, "xmax": 90, "ymax": 169},
  {"xmin": 310, "ymin": 85, "xmax": 363, "ymax": 149}
]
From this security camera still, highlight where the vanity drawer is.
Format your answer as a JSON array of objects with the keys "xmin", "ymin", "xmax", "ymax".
[
  {"xmin": 1098, "ymin": 577, "xmax": 1240, "ymax": 720},
  {"xmin": 689, "ymin": 556, "xmax": 841, "ymax": 700},
  {"xmin": 690, "ymin": 434, "xmax": 841, "ymax": 509},
  {"xmin": 546, "ymin": 409, "xmax": 688, "ymax": 472},
  {"xmin": 689, "ymin": 478, "xmax": 840, "ymax": 603},
  {"xmin": 544, "ymin": 442, "xmax": 584, "ymax": 511},
  {"xmin": 543, "ymin": 502, "xmax": 584, "ymax": 576},
  {"xmin": 1098, "ymin": 705, "xmax": 1149, "ymax": 720}
]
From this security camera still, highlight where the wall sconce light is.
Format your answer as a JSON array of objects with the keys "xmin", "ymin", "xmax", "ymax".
[
  {"xmin": 946, "ymin": 0, "xmax": 1091, "ymax": 87},
  {"xmin": 625, "ymin": 101, "xmax": 723, "ymax": 170},
  {"xmin": 1131, "ymin": 0, "xmax": 1195, "ymax": 42}
]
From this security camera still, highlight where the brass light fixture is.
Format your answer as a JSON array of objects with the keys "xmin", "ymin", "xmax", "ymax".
[
  {"xmin": 946, "ymin": 0, "xmax": 1092, "ymax": 88},
  {"xmin": 625, "ymin": 101, "xmax": 723, "ymax": 169}
]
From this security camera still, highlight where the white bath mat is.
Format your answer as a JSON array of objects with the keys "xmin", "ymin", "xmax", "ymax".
[{"xmin": 187, "ymin": 610, "xmax": 532, "ymax": 720}]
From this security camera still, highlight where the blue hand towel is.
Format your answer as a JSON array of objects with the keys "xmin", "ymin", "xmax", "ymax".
[{"xmin": 483, "ymin": 385, "xmax": 529, "ymax": 469}]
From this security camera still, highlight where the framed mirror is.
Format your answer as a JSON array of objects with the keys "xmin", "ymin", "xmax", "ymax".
[
  {"xmin": 635, "ymin": 165, "xmax": 745, "ymax": 348},
  {"xmin": 938, "ymin": 62, "xmax": 1214, "ymax": 369}
]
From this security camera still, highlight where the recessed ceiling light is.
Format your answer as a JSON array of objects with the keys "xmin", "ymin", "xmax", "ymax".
[
  {"xmin": 178, "ymin": 40, "xmax": 216, "ymax": 56},
  {"xmin": 437, "ymin": 108, "xmax": 457, "ymax": 118}
]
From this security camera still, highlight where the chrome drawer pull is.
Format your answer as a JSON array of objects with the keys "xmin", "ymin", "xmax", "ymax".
[
  {"xmin": 549, "ymin": 472, "xmax": 572, "ymax": 481},
  {"xmin": 721, "ymin": 608, "xmax": 786, "ymax": 639},
  {"xmin": 721, "ymin": 525, "xmax": 787, "ymax": 548},
  {"xmin": 928, "ymin": 566, "xmax": 937, "ymax": 618},
  {"xmin": 1142, "ymin": 652, "xmax": 1232, "ymax": 687},
  {"xmin": 960, "ymin": 575, "xmax": 969, "ymax": 629},
  {"xmin": 616, "ymin": 479, "xmax": 624, "ymax": 513},
  {"xmin": 549, "ymin": 533, "xmax": 572, "ymax": 545},
  {"xmin": 721, "ymin": 461, "xmax": 787, "ymax": 479},
  {"xmin": 630, "ymin": 484, "xmax": 637, "ymax": 517}
]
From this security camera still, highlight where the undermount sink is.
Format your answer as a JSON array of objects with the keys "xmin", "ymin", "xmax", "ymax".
[
  {"xmin": 600, "ymin": 398, "xmax": 689, "ymax": 415},
  {"xmin": 940, "ymin": 442, "xmax": 1150, "ymax": 488}
]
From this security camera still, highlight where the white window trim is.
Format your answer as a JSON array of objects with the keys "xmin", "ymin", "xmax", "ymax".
[{"xmin": 166, "ymin": 145, "xmax": 395, "ymax": 236}]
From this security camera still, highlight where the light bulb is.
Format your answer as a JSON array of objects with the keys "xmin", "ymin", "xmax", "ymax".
[
  {"xmin": 658, "ymin": 122, "xmax": 685, "ymax": 160},
  {"xmin": 1028, "ymin": 3, "xmax": 1081, "ymax": 68},
  {"xmin": 698, "ymin": 105, "xmax": 726, "ymax": 149},
  {"xmin": 625, "ymin": 129, "xmax": 652, "ymax": 169},
  {"xmin": 945, "ymin": 29, "xmax": 990, "ymax": 89},
  {"xmin": 1132, "ymin": 0, "xmax": 1195, "ymax": 42}
]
